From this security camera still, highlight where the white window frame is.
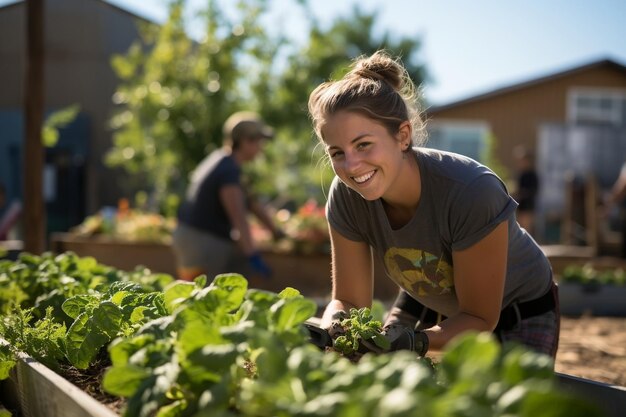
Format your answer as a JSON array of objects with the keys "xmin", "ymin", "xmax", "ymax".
[
  {"xmin": 426, "ymin": 120, "xmax": 490, "ymax": 162},
  {"xmin": 567, "ymin": 87, "xmax": 626, "ymax": 126}
]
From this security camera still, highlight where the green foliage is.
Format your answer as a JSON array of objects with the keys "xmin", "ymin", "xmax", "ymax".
[
  {"xmin": 0, "ymin": 253, "xmax": 604, "ymax": 417},
  {"xmin": 106, "ymin": 0, "xmax": 429, "ymax": 210},
  {"xmin": 0, "ymin": 252, "xmax": 175, "ymax": 375},
  {"xmin": 561, "ymin": 264, "xmax": 626, "ymax": 286},
  {"xmin": 42, "ymin": 104, "xmax": 80, "ymax": 147},
  {"xmin": 106, "ymin": 0, "xmax": 274, "ymax": 211}
]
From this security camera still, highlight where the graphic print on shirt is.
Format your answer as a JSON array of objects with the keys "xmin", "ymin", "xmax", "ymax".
[{"xmin": 384, "ymin": 247, "xmax": 453, "ymax": 296}]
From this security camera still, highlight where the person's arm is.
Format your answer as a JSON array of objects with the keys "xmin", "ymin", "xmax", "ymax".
[
  {"xmin": 423, "ymin": 221, "xmax": 509, "ymax": 351},
  {"xmin": 320, "ymin": 225, "xmax": 375, "ymax": 328},
  {"xmin": 220, "ymin": 184, "xmax": 256, "ymax": 256},
  {"xmin": 248, "ymin": 196, "xmax": 283, "ymax": 240}
]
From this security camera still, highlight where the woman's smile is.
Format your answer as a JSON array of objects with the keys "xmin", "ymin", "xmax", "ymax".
[{"xmin": 352, "ymin": 170, "xmax": 376, "ymax": 184}]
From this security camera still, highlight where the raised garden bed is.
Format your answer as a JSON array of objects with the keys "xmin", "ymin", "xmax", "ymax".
[
  {"xmin": 556, "ymin": 373, "xmax": 626, "ymax": 417},
  {"xmin": 49, "ymin": 232, "xmax": 178, "ymax": 276},
  {"xmin": 2, "ymin": 252, "xmax": 626, "ymax": 417},
  {"xmin": 556, "ymin": 263, "xmax": 626, "ymax": 316},
  {"xmin": 0, "ymin": 340, "xmax": 117, "ymax": 417},
  {"xmin": 558, "ymin": 282, "xmax": 626, "ymax": 316},
  {"xmin": 49, "ymin": 232, "xmax": 398, "ymax": 302},
  {"xmin": 2, "ymin": 338, "xmax": 626, "ymax": 417}
]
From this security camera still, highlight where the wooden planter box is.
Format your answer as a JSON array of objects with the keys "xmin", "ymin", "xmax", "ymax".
[
  {"xmin": 558, "ymin": 282, "xmax": 626, "ymax": 316},
  {"xmin": 0, "ymin": 340, "xmax": 117, "ymax": 417},
  {"xmin": 1, "ymin": 341, "xmax": 625, "ymax": 417},
  {"xmin": 49, "ymin": 233, "xmax": 399, "ymax": 302},
  {"xmin": 50, "ymin": 232, "xmax": 178, "ymax": 276}
]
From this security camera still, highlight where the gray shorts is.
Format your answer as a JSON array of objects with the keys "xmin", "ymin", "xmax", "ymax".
[{"xmin": 171, "ymin": 222, "xmax": 250, "ymax": 279}]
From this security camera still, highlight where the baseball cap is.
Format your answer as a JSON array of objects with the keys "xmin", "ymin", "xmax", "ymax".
[{"xmin": 223, "ymin": 111, "xmax": 274, "ymax": 144}]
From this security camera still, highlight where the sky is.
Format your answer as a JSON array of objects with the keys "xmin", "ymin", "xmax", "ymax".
[{"xmin": 4, "ymin": 0, "xmax": 626, "ymax": 105}]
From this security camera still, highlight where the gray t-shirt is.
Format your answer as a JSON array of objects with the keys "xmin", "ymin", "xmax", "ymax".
[{"xmin": 326, "ymin": 148, "xmax": 552, "ymax": 317}]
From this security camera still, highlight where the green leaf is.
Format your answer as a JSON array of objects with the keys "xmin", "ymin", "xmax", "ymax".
[
  {"xmin": 185, "ymin": 343, "xmax": 238, "ymax": 385},
  {"xmin": 102, "ymin": 364, "xmax": 152, "ymax": 397},
  {"xmin": 62, "ymin": 294, "xmax": 98, "ymax": 319},
  {"xmin": 278, "ymin": 287, "xmax": 302, "ymax": 299},
  {"xmin": 439, "ymin": 332, "xmax": 500, "ymax": 383},
  {"xmin": 65, "ymin": 302, "xmax": 124, "ymax": 369},
  {"xmin": 0, "ymin": 344, "xmax": 16, "ymax": 381},
  {"xmin": 155, "ymin": 399, "xmax": 187, "ymax": 417},
  {"xmin": 270, "ymin": 297, "xmax": 317, "ymax": 332},
  {"xmin": 163, "ymin": 280, "xmax": 195, "ymax": 313},
  {"xmin": 41, "ymin": 104, "xmax": 80, "ymax": 147}
]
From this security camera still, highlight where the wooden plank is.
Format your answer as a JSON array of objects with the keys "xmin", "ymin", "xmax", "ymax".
[
  {"xmin": 0, "ymin": 340, "xmax": 116, "ymax": 417},
  {"xmin": 0, "ymin": 341, "xmax": 118, "ymax": 417}
]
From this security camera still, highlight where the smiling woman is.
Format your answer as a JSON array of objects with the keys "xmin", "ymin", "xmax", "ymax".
[{"xmin": 308, "ymin": 50, "xmax": 560, "ymax": 360}]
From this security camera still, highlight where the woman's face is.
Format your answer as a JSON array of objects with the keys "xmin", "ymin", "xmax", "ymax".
[{"xmin": 322, "ymin": 110, "xmax": 410, "ymax": 201}]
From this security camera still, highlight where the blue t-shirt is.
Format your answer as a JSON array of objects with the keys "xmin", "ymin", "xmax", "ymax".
[
  {"xmin": 326, "ymin": 148, "xmax": 552, "ymax": 316},
  {"xmin": 177, "ymin": 149, "xmax": 241, "ymax": 240}
]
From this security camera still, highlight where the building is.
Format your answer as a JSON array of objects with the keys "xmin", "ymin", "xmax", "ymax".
[
  {"xmin": 426, "ymin": 58, "xmax": 626, "ymax": 243},
  {"xmin": 0, "ymin": 0, "xmax": 149, "ymax": 235}
]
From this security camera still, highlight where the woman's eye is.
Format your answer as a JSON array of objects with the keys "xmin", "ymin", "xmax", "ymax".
[
  {"xmin": 356, "ymin": 142, "xmax": 370, "ymax": 150},
  {"xmin": 329, "ymin": 150, "xmax": 343, "ymax": 159}
]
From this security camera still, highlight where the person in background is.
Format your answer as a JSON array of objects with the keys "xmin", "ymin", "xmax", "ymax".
[
  {"xmin": 604, "ymin": 161, "xmax": 626, "ymax": 258},
  {"xmin": 512, "ymin": 145, "xmax": 539, "ymax": 235},
  {"xmin": 0, "ymin": 182, "xmax": 22, "ymax": 241},
  {"xmin": 172, "ymin": 111, "xmax": 284, "ymax": 282},
  {"xmin": 308, "ymin": 50, "xmax": 559, "ymax": 359}
]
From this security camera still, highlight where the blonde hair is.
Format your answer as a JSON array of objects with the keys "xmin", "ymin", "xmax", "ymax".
[{"xmin": 308, "ymin": 50, "xmax": 426, "ymax": 145}]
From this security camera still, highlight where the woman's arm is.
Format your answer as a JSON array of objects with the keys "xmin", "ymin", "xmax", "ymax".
[
  {"xmin": 423, "ymin": 220, "xmax": 509, "ymax": 351},
  {"xmin": 320, "ymin": 225, "xmax": 375, "ymax": 327}
]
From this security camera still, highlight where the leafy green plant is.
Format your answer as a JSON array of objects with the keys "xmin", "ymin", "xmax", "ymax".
[
  {"xmin": 0, "ymin": 253, "xmax": 606, "ymax": 417},
  {"xmin": 102, "ymin": 274, "xmax": 318, "ymax": 416},
  {"xmin": 0, "ymin": 252, "xmax": 175, "ymax": 376},
  {"xmin": 561, "ymin": 264, "xmax": 626, "ymax": 286},
  {"xmin": 333, "ymin": 307, "xmax": 389, "ymax": 357}
]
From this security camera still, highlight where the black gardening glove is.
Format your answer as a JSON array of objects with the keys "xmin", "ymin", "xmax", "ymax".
[
  {"xmin": 327, "ymin": 310, "xmax": 348, "ymax": 339},
  {"xmin": 381, "ymin": 324, "xmax": 429, "ymax": 357}
]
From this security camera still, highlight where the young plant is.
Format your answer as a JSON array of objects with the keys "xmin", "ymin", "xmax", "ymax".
[{"xmin": 333, "ymin": 307, "xmax": 390, "ymax": 356}]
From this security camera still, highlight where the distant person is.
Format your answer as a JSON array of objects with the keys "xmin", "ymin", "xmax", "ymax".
[
  {"xmin": 604, "ymin": 161, "xmax": 626, "ymax": 258},
  {"xmin": 0, "ymin": 182, "xmax": 22, "ymax": 241},
  {"xmin": 172, "ymin": 112, "xmax": 284, "ymax": 282},
  {"xmin": 512, "ymin": 146, "xmax": 539, "ymax": 235}
]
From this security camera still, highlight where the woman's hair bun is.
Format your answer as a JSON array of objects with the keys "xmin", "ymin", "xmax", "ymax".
[{"xmin": 349, "ymin": 50, "xmax": 403, "ymax": 90}]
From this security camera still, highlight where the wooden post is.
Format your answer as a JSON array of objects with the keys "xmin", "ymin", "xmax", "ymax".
[{"xmin": 23, "ymin": 0, "xmax": 46, "ymax": 254}]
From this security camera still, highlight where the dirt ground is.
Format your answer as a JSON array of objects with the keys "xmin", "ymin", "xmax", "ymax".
[{"xmin": 556, "ymin": 315, "xmax": 626, "ymax": 386}]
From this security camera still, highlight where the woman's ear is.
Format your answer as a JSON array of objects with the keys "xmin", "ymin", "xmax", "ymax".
[{"xmin": 397, "ymin": 121, "xmax": 412, "ymax": 149}]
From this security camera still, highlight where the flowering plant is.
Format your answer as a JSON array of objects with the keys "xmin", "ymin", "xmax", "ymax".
[
  {"xmin": 252, "ymin": 199, "xmax": 330, "ymax": 254},
  {"xmin": 71, "ymin": 199, "xmax": 175, "ymax": 243}
]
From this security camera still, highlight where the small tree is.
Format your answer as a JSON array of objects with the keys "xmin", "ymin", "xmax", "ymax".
[
  {"xmin": 106, "ymin": 0, "xmax": 273, "ymax": 212},
  {"xmin": 105, "ymin": 0, "xmax": 428, "ymax": 212}
]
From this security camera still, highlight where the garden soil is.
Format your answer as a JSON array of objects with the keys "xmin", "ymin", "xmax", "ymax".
[{"xmin": 556, "ymin": 315, "xmax": 626, "ymax": 387}]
